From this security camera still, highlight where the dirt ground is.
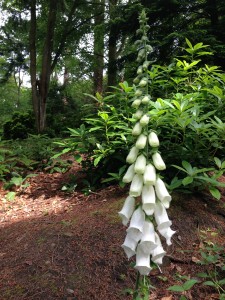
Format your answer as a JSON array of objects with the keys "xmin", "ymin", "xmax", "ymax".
[{"xmin": 0, "ymin": 161, "xmax": 225, "ymax": 300}]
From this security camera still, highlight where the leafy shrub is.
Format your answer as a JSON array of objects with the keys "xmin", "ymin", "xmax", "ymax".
[
  {"xmin": 56, "ymin": 40, "xmax": 225, "ymax": 196},
  {"xmin": 2, "ymin": 111, "xmax": 35, "ymax": 140}
]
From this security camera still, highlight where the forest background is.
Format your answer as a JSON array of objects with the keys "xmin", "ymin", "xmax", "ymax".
[{"xmin": 1, "ymin": 0, "xmax": 225, "ymax": 199}]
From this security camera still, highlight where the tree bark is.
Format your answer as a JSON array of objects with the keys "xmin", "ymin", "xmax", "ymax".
[
  {"xmin": 107, "ymin": 0, "xmax": 118, "ymax": 90},
  {"xmin": 93, "ymin": 0, "xmax": 105, "ymax": 95}
]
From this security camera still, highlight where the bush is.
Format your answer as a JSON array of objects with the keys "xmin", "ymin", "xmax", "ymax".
[{"xmin": 2, "ymin": 111, "xmax": 35, "ymax": 140}]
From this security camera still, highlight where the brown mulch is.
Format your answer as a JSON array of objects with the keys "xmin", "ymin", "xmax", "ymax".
[{"xmin": 0, "ymin": 162, "xmax": 225, "ymax": 300}]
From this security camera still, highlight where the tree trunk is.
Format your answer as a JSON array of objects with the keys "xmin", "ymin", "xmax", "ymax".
[
  {"xmin": 93, "ymin": 0, "xmax": 105, "ymax": 95},
  {"xmin": 29, "ymin": 0, "xmax": 58, "ymax": 133},
  {"xmin": 107, "ymin": 0, "xmax": 118, "ymax": 90}
]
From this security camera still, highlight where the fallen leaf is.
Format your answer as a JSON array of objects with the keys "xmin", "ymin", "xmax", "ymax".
[{"xmin": 161, "ymin": 296, "xmax": 173, "ymax": 300}]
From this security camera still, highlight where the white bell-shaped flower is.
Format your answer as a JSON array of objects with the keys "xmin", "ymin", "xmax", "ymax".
[
  {"xmin": 140, "ymin": 114, "xmax": 150, "ymax": 126},
  {"xmin": 151, "ymin": 233, "xmax": 166, "ymax": 265},
  {"xmin": 139, "ymin": 221, "xmax": 157, "ymax": 254},
  {"xmin": 155, "ymin": 177, "xmax": 172, "ymax": 208},
  {"xmin": 121, "ymin": 232, "xmax": 138, "ymax": 259},
  {"xmin": 129, "ymin": 174, "xmax": 143, "ymax": 197},
  {"xmin": 126, "ymin": 146, "xmax": 139, "ymax": 164},
  {"xmin": 122, "ymin": 164, "xmax": 135, "ymax": 183},
  {"xmin": 118, "ymin": 196, "xmax": 135, "ymax": 226},
  {"xmin": 142, "ymin": 95, "xmax": 150, "ymax": 104},
  {"xmin": 154, "ymin": 201, "xmax": 172, "ymax": 231},
  {"xmin": 159, "ymin": 227, "xmax": 176, "ymax": 246},
  {"xmin": 126, "ymin": 206, "xmax": 145, "ymax": 241},
  {"xmin": 134, "ymin": 154, "xmax": 146, "ymax": 174},
  {"xmin": 148, "ymin": 132, "xmax": 159, "ymax": 147},
  {"xmin": 143, "ymin": 163, "xmax": 156, "ymax": 185},
  {"xmin": 132, "ymin": 122, "xmax": 142, "ymax": 136},
  {"xmin": 134, "ymin": 244, "xmax": 152, "ymax": 275},
  {"xmin": 152, "ymin": 152, "xmax": 166, "ymax": 170},
  {"xmin": 136, "ymin": 134, "xmax": 147, "ymax": 149},
  {"xmin": 142, "ymin": 184, "xmax": 155, "ymax": 215}
]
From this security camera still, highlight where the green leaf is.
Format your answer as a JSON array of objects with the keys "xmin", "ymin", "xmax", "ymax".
[
  {"xmin": 182, "ymin": 176, "xmax": 193, "ymax": 186},
  {"xmin": 94, "ymin": 156, "xmax": 102, "ymax": 166},
  {"xmin": 218, "ymin": 278, "xmax": 225, "ymax": 285},
  {"xmin": 197, "ymin": 272, "xmax": 210, "ymax": 278},
  {"xmin": 203, "ymin": 281, "xmax": 216, "ymax": 287},
  {"xmin": 6, "ymin": 191, "xmax": 16, "ymax": 201},
  {"xmin": 185, "ymin": 38, "xmax": 193, "ymax": 49},
  {"xmin": 182, "ymin": 161, "xmax": 193, "ymax": 175},
  {"xmin": 209, "ymin": 187, "xmax": 221, "ymax": 200},
  {"xmin": 183, "ymin": 279, "xmax": 198, "ymax": 291},
  {"xmin": 168, "ymin": 285, "xmax": 184, "ymax": 292}
]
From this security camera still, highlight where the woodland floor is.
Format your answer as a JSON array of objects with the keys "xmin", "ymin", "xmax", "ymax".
[{"xmin": 0, "ymin": 160, "xmax": 225, "ymax": 300}]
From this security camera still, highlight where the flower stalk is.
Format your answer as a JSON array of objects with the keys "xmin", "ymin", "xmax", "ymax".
[{"xmin": 118, "ymin": 9, "xmax": 175, "ymax": 299}]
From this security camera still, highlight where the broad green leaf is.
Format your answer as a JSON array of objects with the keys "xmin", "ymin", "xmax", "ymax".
[
  {"xmin": 168, "ymin": 285, "xmax": 184, "ymax": 292},
  {"xmin": 209, "ymin": 187, "xmax": 221, "ymax": 200},
  {"xmin": 6, "ymin": 191, "xmax": 16, "ymax": 201},
  {"xmin": 182, "ymin": 161, "xmax": 193, "ymax": 175},
  {"xmin": 185, "ymin": 38, "xmax": 193, "ymax": 49},
  {"xmin": 182, "ymin": 176, "xmax": 193, "ymax": 186},
  {"xmin": 183, "ymin": 279, "xmax": 198, "ymax": 291},
  {"xmin": 218, "ymin": 278, "xmax": 225, "ymax": 285},
  {"xmin": 203, "ymin": 281, "xmax": 216, "ymax": 287},
  {"xmin": 197, "ymin": 272, "xmax": 210, "ymax": 278}
]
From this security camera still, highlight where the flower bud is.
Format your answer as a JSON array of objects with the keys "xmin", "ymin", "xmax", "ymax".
[
  {"xmin": 137, "ymin": 66, "xmax": 143, "ymax": 74},
  {"xmin": 134, "ymin": 154, "xmax": 146, "ymax": 174},
  {"xmin": 139, "ymin": 78, "xmax": 148, "ymax": 87},
  {"xmin": 122, "ymin": 164, "xmax": 135, "ymax": 183},
  {"xmin": 143, "ymin": 163, "xmax": 156, "ymax": 185},
  {"xmin": 142, "ymin": 95, "xmax": 151, "ymax": 104},
  {"xmin": 148, "ymin": 132, "xmax": 159, "ymax": 147},
  {"xmin": 140, "ymin": 114, "xmax": 150, "ymax": 126},
  {"xmin": 132, "ymin": 122, "xmax": 142, "ymax": 136},
  {"xmin": 136, "ymin": 134, "xmax": 147, "ymax": 149},
  {"xmin": 129, "ymin": 174, "xmax": 143, "ymax": 197},
  {"xmin": 132, "ymin": 99, "xmax": 141, "ymax": 108},
  {"xmin": 135, "ymin": 89, "xmax": 142, "ymax": 97},
  {"xmin": 133, "ymin": 110, "xmax": 143, "ymax": 120},
  {"xmin": 126, "ymin": 146, "xmax": 139, "ymax": 164},
  {"xmin": 152, "ymin": 152, "xmax": 166, "ymax": 170}
]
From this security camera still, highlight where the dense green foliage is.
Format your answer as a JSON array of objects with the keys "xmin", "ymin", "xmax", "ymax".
[{"xmin": 55, "ymin": 39, "xmax": 225, "ymax": 199}]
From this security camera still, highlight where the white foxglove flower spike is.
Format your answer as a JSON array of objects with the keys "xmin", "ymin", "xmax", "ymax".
[
  {"xmin": 121, "ymin": 233, "xmax": 138, "ymax": 259},
  {"xmin": 122, "ymin": 164, "xmax": 135, "ymax": 183},
  {"xmin": 126, "ymin": 206, "xmax": 145, "ymax": 241},
  {"xmin": 129, "ymin": 174, "xmax": 143, "ymax": 197},
  {"xmin": 154, "ymin": 201, "xmax": 172, "ymax": 231},
  {"xmin": 152, "ymin": 152, "xmax": 166, "ymax": 170},
  {"xmin": 155, "ymin": 177, "xmax": 172, "ymax": 208},
  {"xmin": 126, "ymin": 146, "xmax": 139, "ymax": 164},
  {"xmin": 151, "ymin": 233, "xmax": 166, "ymax": 265},
  {"xmin": 135, "ymin": 244, "xmax": 152, "ymax": 275},
  {"xmin": 134, "ymin": 154, "xmax": 146, "ymax": 174},
  {"xmin": 143, "ymin": 163, "xmax": 156, "ymax": 185},
  {"xmin": 142, "ymin": 184, "xmax": 155, "ymax": 215},
  {"xmin": 118, "ymin": 196, "xmax": 135, "ymax": 226},
  {"xmin": 139, "ymin": 221, "xmax": 157, "ymax": 254}
]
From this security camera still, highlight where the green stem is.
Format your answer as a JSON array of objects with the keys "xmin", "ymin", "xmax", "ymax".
[{"xmin": 133, "ymin": 272, "xmax": 140, "ymax": 300}]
